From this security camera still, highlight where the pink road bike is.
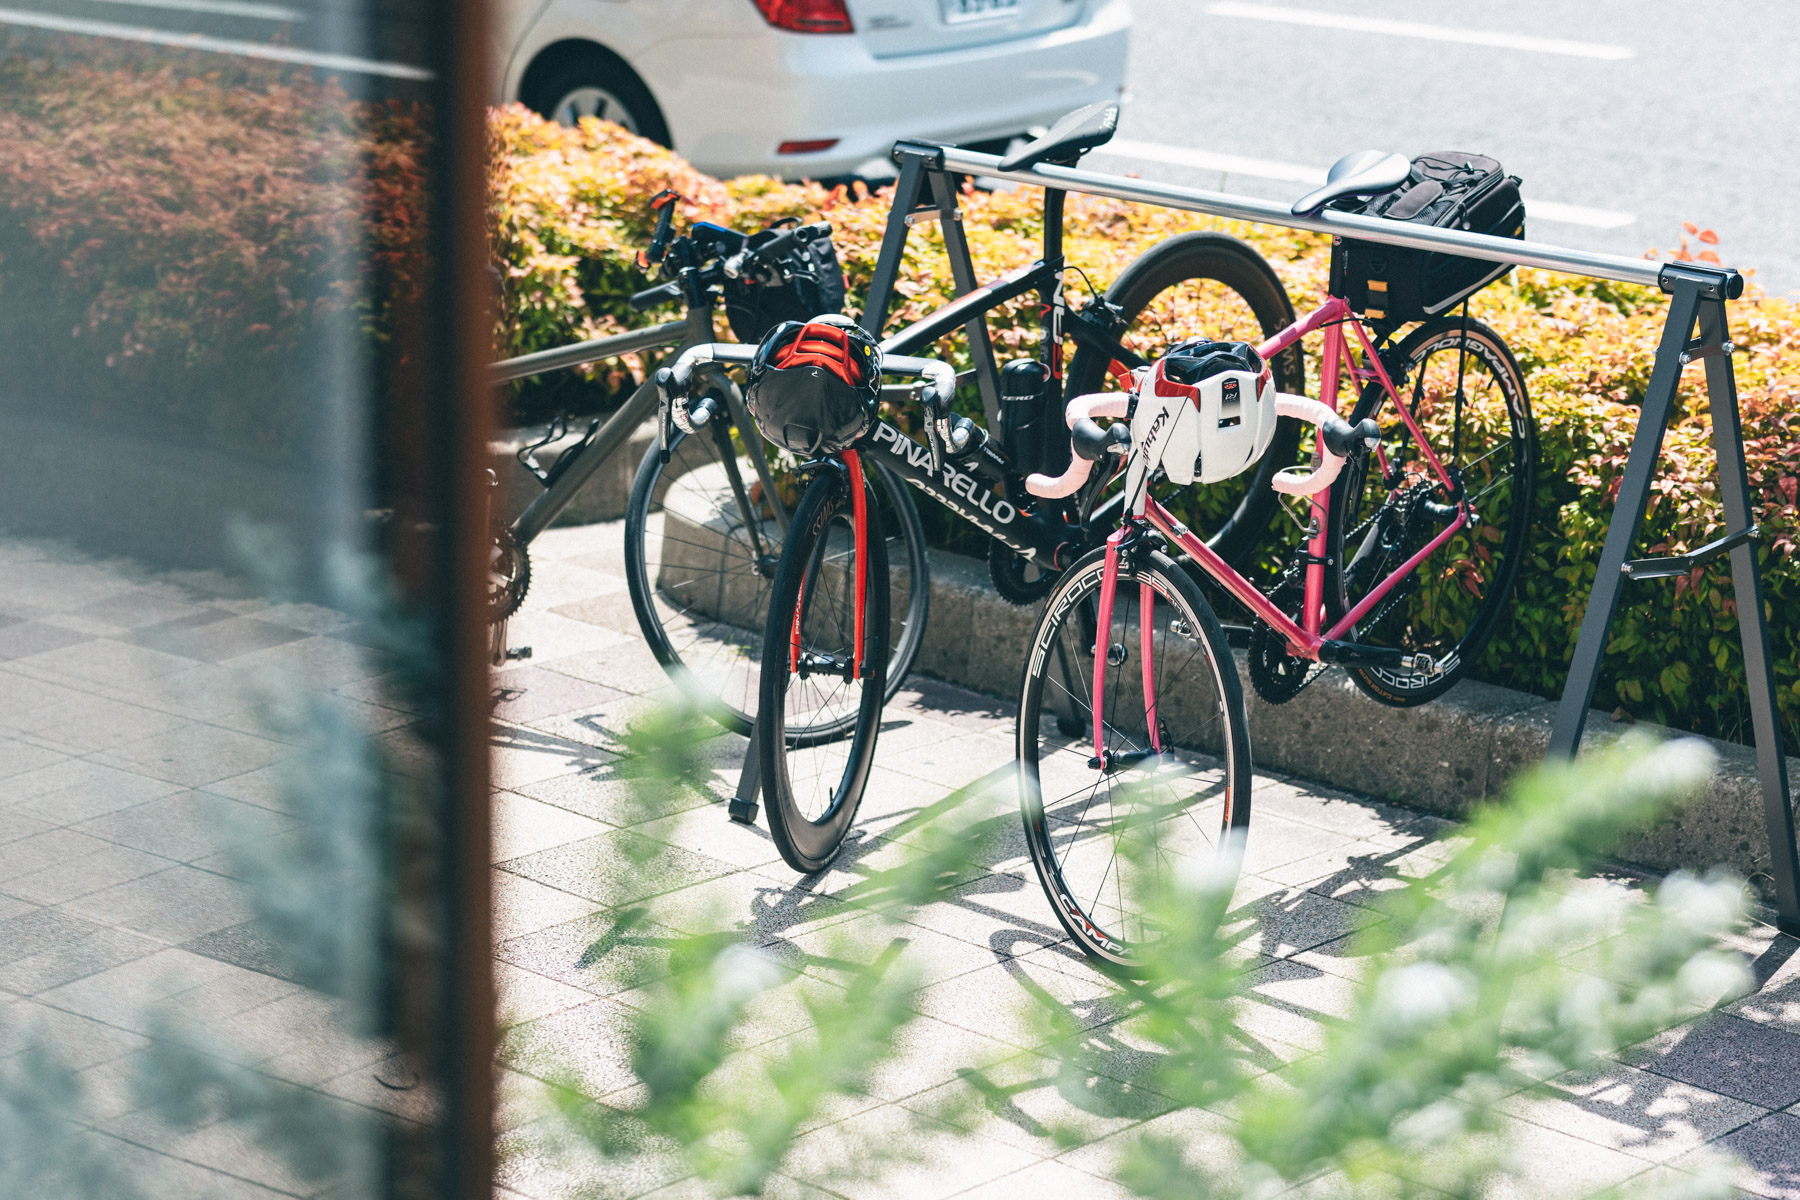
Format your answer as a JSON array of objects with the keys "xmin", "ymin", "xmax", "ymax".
[{"xmin": 1015, "ymin": 290, "xmax": 1535, "ymax": 970}]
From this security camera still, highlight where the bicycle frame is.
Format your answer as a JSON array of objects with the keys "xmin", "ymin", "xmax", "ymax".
[
  {"xmin": 852, "ymin": 164, "xmax": 1147, "ymax": 572},
  {"xmin": 1082, "ymin": 295, "xmax": 1475, "ymax": 765},
  {"xmin": 496, "ymin": 300, "xmax": 788, "ymax": 548},
  {"xmin": 1211, "ymin": 294, "xmax": 1470, "ymax": 655}
]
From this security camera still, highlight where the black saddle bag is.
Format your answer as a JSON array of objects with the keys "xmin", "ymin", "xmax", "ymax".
[
  {"xmin": 724, "ymin": 225, "xmax": 848, "ymax": 343},
  {"xmin": 1328, "ymin": 152, "xmax": 1525, "ymax": 325}
]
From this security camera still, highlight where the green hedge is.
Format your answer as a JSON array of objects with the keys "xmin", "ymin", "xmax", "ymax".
[
  {"xmin": 490, "ymin": 110, "xmax": 1800, "ymax": 749},
  {"xmin": 8, "ymin": 61, "xmax": 1792, "ymax": 750}
]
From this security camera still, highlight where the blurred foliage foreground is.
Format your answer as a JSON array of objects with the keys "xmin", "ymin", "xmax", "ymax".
[{"xmin": 519, "ymin": 712, "xmax": 1757, "ymax": 1199}]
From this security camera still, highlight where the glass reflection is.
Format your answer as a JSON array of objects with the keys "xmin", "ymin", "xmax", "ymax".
[{"xmin": 0, "ymin": 8, "xmax": 459, "ymax": 1198}]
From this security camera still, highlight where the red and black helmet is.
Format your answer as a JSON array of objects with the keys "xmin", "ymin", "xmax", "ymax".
[{"xmin": 746, "ymin": 316, "xmax": 882, "ymax": 457}]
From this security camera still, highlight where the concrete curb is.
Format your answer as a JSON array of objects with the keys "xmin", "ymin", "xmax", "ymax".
[
  {"xmin": 911, "ymin": 546, "xmax": 1797, "ymax": 893},
  {"xmin": 492, "ymin": 421, "xmax": 656, "ymax": 530}
]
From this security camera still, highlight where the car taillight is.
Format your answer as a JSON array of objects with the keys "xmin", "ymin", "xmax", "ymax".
[{"xmin": 751, "ymin": 0, "xmax": 855, "ymax": 34}]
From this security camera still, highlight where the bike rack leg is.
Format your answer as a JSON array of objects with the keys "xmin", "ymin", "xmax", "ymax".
[
  {"xmin": 728, "ymin": 718, "xmax": 760, "ymax": 825},
  {"xmin": 925, "ymin": 168, "xmax": 1005, "ymax": 433},
  {"xmin": 1548, "ymin": 278, "xmax": 1702, "ymax": 758},
  {"xmin": 1548, "ymin": 273, "xmax": 1800, "ymax": 934},
  {"xmin": 861, "ymin": 154, "xmax": 929, "ymax": 338},
  {"xmin": 1699, "ymin": 296, "xmax": 1800, "ymax": 933}
]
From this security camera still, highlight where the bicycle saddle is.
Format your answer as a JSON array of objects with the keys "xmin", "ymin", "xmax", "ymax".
[
  {"xmin": 998, "ymin": 101, "xmax": 1119, "ymax": 172},
  {"xmin": 1290, "ymin": 150, "xmax": 1412, "ymax": 217}
]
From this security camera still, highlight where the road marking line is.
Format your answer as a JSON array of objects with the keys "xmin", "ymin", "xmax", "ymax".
[
  {"xmin": 1101, "ymin": 140, "xmax": 1636, "ymax": 229},
  {"xmin": 1526, "ymin": 200, "xmax": 1637, "ymax": 230},
  {"xmin": 1109, "ymin": 140, "xmax": 1327, "ymax": 186},
  {"xmin": 1206, "ymin": 2, "xmax": 1634, "ymax": 60},
  {"xmin": 91, "ymin": 0, "xmax": 306, "ymax": 22},
  {"xmin": 0, "ymin": 8, "xmax": 431, "ymax": 79}
]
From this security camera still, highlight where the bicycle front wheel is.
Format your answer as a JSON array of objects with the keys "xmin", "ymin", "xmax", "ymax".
[
  {"xmin": 1327, "ymin": 315, "xmax": 1535, "ymax": 707},
  {"xmin": 625, "ymin": 397, "xmax": 927, "ymax": 736},
  {"xmin": 758, "ymin": 461, "xmax": 889, "ymax": 874},
  {"xmin": 1017, "ymin": 545, "xmax": 1251, "ymax": 973}
]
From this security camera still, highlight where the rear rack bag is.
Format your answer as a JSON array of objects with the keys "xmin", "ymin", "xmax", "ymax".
[{"xmin": 1328, "ymin": 151, "xmax": 1525, "ymax": 326}]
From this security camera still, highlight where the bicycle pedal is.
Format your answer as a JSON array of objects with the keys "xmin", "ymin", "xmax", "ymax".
[
  {"xmin": 728, "ymin": 796, "xmax": 759, "ymax": 824},
  {"xmin": 1399, "ymin": 652, "xmax": 1439, "ymax": 676},
  {"xmin": 504, "ymin": 645, "xmax": 533, "ymax": 661}
]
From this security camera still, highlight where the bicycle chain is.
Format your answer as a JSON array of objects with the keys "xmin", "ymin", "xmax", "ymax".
[
  {"xmin": 1248, "ymin": 573, "xmax": 1322, "ymax": 706},
  {"xmin": 988, "ymin": 538, "xmax": 1058, "ymax": 605}
]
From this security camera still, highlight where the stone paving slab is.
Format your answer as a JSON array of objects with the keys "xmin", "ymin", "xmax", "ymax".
[
  {"xmin": 0, "ymin": 536, "xmax": 414, "ymax": 1199},
  {"xmin": 7, "ymin": 515, "xmax": 1800, "ymax": 1200}
]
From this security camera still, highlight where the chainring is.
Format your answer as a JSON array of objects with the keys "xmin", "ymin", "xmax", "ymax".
[
  {"xmin": 487, "ymin": 524, "xmax": 531, "ymax": 623},
  {"xmin": 1248, "ymin": 578, "xmax": 1320, "ymax": 706},
  {"xmin": 988, "ymin": 538, "xmax": 1058, "ymax": 605}
]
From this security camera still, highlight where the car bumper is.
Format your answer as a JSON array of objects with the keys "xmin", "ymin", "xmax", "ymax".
[{"xmin": 642, "ymin": 0, "xmax": 1130, "ymax": 180}]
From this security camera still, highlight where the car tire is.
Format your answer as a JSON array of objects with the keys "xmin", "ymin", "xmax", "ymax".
[{"xmin": 521, "ymin": 45, "xmax": 670, "ymax": 147}]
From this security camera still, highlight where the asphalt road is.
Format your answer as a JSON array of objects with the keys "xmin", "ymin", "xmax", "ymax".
[
  {"xmin": 0, "ymin": 0, "xmax": 430, "ymax": 95},
  {"xmin": 1101, "ymin": 0, "xmax": 1800, "ymax": 295},
  {"xmin": 12, "ymin": 0, "xmax": 1797, "ymax": 294}
]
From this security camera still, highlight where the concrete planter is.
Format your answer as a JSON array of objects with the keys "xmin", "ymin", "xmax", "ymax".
[
  {"xmin": 910, "ymin": 546, "xmax": 1798, "ymax": 895},
  {"xmin": 491, "ymin": 420, "xmax": 656, "ymax": 530}
]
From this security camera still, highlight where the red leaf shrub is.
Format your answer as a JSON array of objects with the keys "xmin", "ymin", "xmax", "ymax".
[{"xmin": 0, "ymin": 49, "xmax": 427, "ymax": 456}]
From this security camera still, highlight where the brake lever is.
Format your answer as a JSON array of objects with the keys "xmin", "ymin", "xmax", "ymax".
[
  {"xmin": 921, "ymin": 386, "xmax": 947, "ymax": 475},
  {"xmin": 654, "ymin": 366, "xmax": 679, "ymax": 464}
]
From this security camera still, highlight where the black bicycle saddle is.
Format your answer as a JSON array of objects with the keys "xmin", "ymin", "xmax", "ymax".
[
  {"xmin": 998, "ymin": 101, "xmax": 1119, "ymax": 172},
  {"xmin": 1290, "ymin": 150, "xmax": 1412, "ymax": 217}
]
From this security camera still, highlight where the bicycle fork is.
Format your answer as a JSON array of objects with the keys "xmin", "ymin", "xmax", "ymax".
[
  {"xmin": 789, "ymin": 452, "xmax": 870, "ymax": 682},
  {"xmin": 1089, "ymin": 525, "xmax": 1162, "ymax": 771}
]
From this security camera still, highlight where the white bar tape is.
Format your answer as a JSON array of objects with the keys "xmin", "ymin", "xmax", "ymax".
[
  {"xmin": 1023, "ymin": 393, "xmax": 1131, "ymax": 498},
  {"xmin": 1270, "ymin": 393, "xmax": 1348, "ymax": 496}
]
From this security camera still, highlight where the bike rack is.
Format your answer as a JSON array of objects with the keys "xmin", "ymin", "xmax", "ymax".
[{"xmin": 861, "ymin": 140, "xmax": 1798, "ymax": 933}]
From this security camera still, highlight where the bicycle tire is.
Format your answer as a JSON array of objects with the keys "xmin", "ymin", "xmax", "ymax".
[
  {"xmin": 624, "ymin": 398, "xmax": 928, "ymax": 736},
  {"xmin": 1017, "ymin": 544, "xmax": 1251, "ymax": 973},
  {"xmin": 1326, "ymin": 315, "xmax": 1535, "ymax": 707},
  {"xmin": 758, "ymin": 464, "xmax": 889, "ymax": 873},
  {"xmin": 1063, "ymin": 231, "xmax": 1305, "ymax": 572}
]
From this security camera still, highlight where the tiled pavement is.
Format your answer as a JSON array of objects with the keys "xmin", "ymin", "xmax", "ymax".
[{"xmin": 8, "ymin": 521, "xmax": 1800, "ymax": 1197}]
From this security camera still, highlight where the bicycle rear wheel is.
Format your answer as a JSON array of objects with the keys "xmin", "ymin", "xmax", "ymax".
[
  {"xmin": 758, "ymin": 460, "xmax": 889, "ymax": 873},
  {"xmin": 1326, "ymin": 315, "xmax": 1535, "ymax": 706},
  {"xmin": 625, "ymin": 392, "xmax": 927, "ymax": 736},
  {"xmin": 1063, "ymin": 232, "xmax": 1304, "ymax": 573},
  {"xmin": 1017, "ymin": 544, "xmax": 1251, "ymax": 973}
]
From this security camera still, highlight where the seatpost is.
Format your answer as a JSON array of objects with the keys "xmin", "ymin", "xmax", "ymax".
[
  {"xmin": 1042, "ymin": 187, "xmax": 1065, "ymax": 264},
  {"xmin": 1041, "ymin": 188, "xmax": 1067, "ymax": 387}
]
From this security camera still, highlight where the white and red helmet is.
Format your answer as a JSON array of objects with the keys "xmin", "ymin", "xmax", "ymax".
[{"xmin": 1125, "ymin": 339, "xmax": 1279, "ymax": 502}]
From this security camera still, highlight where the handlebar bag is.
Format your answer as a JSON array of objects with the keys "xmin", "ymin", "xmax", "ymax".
[
  {"xmin": 724, "ymin": 227, "xmax": 849, "ymax": 342},
  {"xmin": 1328, "ymin": 152, "xmax": 1524, "ymax": 326}
]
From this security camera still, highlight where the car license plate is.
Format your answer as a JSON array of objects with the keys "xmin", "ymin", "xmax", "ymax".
[{"xmin": 941, "ymin": 0, "xmax": 1020, "ymax": 23}]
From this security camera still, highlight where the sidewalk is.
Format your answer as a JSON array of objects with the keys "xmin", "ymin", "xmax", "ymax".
[
  {"xmin": 487, "ymin": 522, "xmax": 1800, "ymax": 1200},
  {"xmin": 3, "ymin": 523, "xmax": 1799, "ymax": 1198}
]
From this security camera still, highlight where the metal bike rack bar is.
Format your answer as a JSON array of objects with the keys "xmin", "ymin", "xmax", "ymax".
[
  {"xmin": 490, "ymin": 318, "xmax": 687, "ymax": 384},
  {"xmin": 868, "ymin": 140, "xmax": 1798, "ymax": 932}
]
